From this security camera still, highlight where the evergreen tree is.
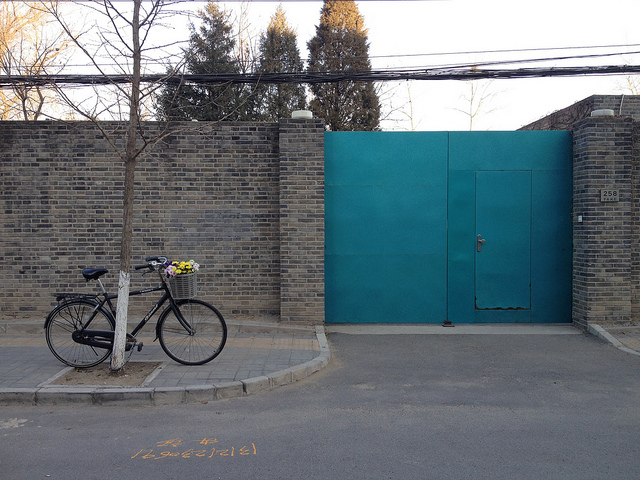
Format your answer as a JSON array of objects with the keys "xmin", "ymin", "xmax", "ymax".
[
  {"xmin": 256, "ymin": 4, "xmax": 307, "ymax": 121},
  {"xmin": 307, "ymin": 0, "xmax": 380, "ymax": 131},
  {"xmin": 155, "ymin": 1, "xmax": 251, "ymax": 121}
]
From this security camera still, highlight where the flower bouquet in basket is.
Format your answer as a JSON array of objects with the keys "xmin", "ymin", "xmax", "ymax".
[{"xmin": 164, "ymin": 260, "xmax": 199, "ymax": 299}]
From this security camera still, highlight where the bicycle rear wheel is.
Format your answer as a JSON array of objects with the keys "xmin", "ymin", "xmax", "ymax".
[
  {"xmin": 45, "ymin": 299, "xmax": 115, "ymax": 368},
  {"xmin": 158, "ymin": 300, "xmax": 227, "ymax": 365}
]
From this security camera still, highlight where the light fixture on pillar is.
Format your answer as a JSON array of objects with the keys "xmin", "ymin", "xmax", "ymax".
[
  {"xmin": 291, "ymin": 110, "xmax": 313, "ymax": 119},
  {"xmin": 591, "ymin": 109, "xmax": 615, "ymax": 117}
]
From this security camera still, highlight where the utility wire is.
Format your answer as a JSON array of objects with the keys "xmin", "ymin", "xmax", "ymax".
[
  {"xmin": 365, "ymin": 43, "xmax": 640, "ymax": 61},
  {"xmin": 423, "ymin": 50, "xmax": 640, "ymax": 70},
  {"xmin": 3, "ymin": 45, "xmax": 640, "ymax": 86},
  {"xmin": 19, "ymin": 43, "xmax": 640, "ymax": 70},
  {"xmin": 2, "ymin": 64, "xmax": 640, "ymax": 86}
]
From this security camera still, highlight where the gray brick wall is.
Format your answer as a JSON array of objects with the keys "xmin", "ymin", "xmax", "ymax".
[
  {"xmin": 520, "ymin": 96, "xmax": 595, "ymax": 131},
  {"xmin": 1, "ymin": 120, "xmax": 325, "ymax": 324},
  {"xmin": 521, "ymin": 95, "xmax": 640, "ymax": 131}
]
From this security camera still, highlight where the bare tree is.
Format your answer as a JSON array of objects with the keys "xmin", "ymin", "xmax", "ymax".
[
  {"xmin": 619, "ymin": 76, "xmax": 640, "ymax": 95},
  {"xmin": 234, "ymin": 0, "xmax": 258, "ymax": 75},
  {"xmin": 44, "ymin": 0, "xmax": 186, "ymax": 372},
  {"xmin": 376, "ymin": 81, "xmax": 424, "ymax": 131},
  {"xmin": 0, "ymin": 1, "xmax": 75, "ymax": 120},
  {"xmin": 454, "ymin": 79, "xmax": 499, "ymax": 131}
]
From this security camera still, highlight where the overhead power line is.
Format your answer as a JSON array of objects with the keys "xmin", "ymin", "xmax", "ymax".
[
  {"xmin": 2, "ymin": 64, "xmax": 640, "ymax": 87},
  {"xmin": 47, "ymin": 43, "xmax": 640, "ymax": 69},
  {"xmin": 366, "ymin": 43, "xmax": 640, "ymax": 61}
]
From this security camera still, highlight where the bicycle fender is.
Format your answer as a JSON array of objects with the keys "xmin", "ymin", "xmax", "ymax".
[{"xmin": 44, "ymin": 308, "xmax": 55, "ymax": 329}]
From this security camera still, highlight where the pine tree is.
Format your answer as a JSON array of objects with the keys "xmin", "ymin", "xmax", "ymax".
[
  {"xmin": 155, "ymin": 1, "xmax": 251, "ymax": 121},
  {"xmin": 307, "ymin": 0, "xmax": 380, "ymax": 131},
  {"xmin": 256, "ymin": 4, "xmax": 307, "ymax": 121}
]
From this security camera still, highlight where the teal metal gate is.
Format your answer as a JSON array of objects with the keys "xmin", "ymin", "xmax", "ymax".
[{"xmin": 325, "ymin": 131, "xmax": 572, "ymax": 324}]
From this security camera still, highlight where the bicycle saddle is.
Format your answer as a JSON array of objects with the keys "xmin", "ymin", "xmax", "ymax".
[{"xmin": 82, "ymin": 268, "xmax": 109, "ymax": 280}]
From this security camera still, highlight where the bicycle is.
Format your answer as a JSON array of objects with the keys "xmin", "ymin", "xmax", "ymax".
[{"xmin": 44, "ymin": 256, "xmax": 227, "ymax": 368}]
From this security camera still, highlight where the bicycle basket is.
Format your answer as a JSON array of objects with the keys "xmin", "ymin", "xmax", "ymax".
[{"xmin": 166, "ymin": 272, "xmax": 198, "ymax": 299}]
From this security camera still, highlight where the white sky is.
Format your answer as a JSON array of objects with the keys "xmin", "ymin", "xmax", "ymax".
[
  {"xmin": 209, "ymin": 0, "xmax": 640, "ymax": 131},
  {"xmin": 63, "ymin": 0, "xmax": 640, "ymax": 130}
]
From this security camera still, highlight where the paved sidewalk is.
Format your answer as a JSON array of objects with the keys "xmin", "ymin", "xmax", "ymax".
[
  {"xmin": 0, "ymin": 320, "xmax": 330, "ymax": 406},
  {"xmin": 1, "ymin": 320, "xmax": 637, "ymax": 407}
]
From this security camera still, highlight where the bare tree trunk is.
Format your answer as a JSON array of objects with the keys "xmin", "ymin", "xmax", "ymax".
[
  {"xmin": 110, "ymin": 0, "xmax": 142, "ymax": 372},
  {"xmin": 110, "ymin": 155, "xmax": 136, "ymax": 371}
]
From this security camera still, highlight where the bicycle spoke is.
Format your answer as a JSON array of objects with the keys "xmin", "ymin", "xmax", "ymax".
[
  {"xmin": 158, "ymin": 300, "xmax": 226, "ymax": 365},
  {"xmin": 45, "ymin": 300, "xmax": 114, "ymax": 368}
]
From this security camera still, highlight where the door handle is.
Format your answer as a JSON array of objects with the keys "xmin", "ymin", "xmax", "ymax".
[{"xmin": 477, "ymin": 234, "xmax": 486, "ymax": 252}]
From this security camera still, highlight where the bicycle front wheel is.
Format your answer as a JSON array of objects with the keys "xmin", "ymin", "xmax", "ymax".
[
  {"xmin": 45, "ymin": 299, "xmax": 115, "ymax": 368},
  {"xmin": 158, "ymin": 300, "xmax": 227, "ymax": 365}
]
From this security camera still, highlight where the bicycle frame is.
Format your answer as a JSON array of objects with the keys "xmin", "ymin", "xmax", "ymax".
[
  {"xmin": 72, "ymin": 274, "xmax": 195, "ymax": 351},
  {"xmin": 101, "ymin": 284, "xmax": 169, "ymax": 337}
]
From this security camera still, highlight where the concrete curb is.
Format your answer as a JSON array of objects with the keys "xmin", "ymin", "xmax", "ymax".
[
  {"xmin": 0, "ymin": 325, "xmax": 330, "ymax": 407},
  {"xmin": 588, "ymin": 324, "xmax": 640, "ymax": 357}
]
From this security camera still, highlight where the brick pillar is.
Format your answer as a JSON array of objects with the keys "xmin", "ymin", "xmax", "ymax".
[
  {"xmin": 278, "ymin": 118, "xmax": 325, "ymax": 323},
  {"xmin": 632, "ymin": 123, "xmax": 640, "ymax": 322},
  {"xmin": 572, "ymin": 116, "xmax": 634, "ymax": 328}
]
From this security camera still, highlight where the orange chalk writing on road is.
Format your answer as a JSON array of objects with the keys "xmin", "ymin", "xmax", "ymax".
[{"xmin": 131, "ymin": 438, "xmax": 257, "ymax": 461}]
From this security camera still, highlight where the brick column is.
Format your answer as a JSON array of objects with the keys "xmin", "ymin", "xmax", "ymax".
[
  {"xmin": 278, "ymin": 118, "xmax": 325, "ymax": 323},
  {"xmin": 572, "ymin": 116, "xmax": 634, "ymax": 328},
  {"xmin": 632, "ymin": 123, "xmax": 640, "ymax": 322}
]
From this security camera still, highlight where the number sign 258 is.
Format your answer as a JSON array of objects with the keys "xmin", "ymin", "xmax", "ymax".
[{"xmin": 600, "ymin": 189, "xmax": 619, "ymax": 202}]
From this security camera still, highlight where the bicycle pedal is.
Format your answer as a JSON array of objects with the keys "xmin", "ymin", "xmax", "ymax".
[{"xmin": 137, "ymin": 342, "xmax": 144, "ymax": 352}]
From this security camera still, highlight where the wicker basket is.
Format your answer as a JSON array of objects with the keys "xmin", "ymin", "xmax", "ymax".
[{"xmin": 166, "ymin": 272, "xmax": 198, "ymax": 299}]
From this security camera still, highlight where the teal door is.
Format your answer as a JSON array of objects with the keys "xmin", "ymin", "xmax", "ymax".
[{"xmin": 475, "ymin": 171, "xmax": 532, "ymax": 311}]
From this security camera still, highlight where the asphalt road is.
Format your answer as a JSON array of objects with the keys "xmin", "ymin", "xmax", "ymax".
[{"xmin": 2, "ymin": 331, "xmax": 640, "ymax": 480}]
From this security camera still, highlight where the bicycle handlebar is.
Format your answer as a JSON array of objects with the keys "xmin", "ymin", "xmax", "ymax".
[
  {"xmin": 145, "ymin": 256, "xmax": 168, "ymax": 264},
  {"xmin": 134, "ymin": 256, "xmax": 168, "ymax": 272}
]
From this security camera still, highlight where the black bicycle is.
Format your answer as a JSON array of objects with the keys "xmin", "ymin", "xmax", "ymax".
[{"xmin": 44, "ymin": 256, "xmax": 227, "ymax": 368}]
